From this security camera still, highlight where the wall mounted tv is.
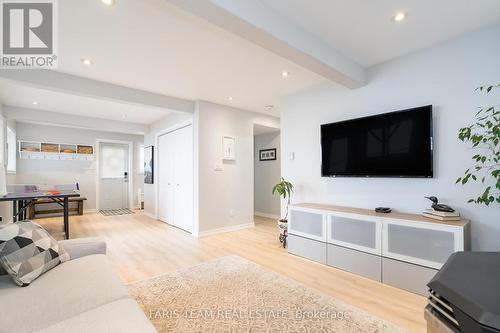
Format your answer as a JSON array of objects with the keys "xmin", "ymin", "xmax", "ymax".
[{"xmin": 321, "ymin": 105, "xmax": 433, "ymax": 178}]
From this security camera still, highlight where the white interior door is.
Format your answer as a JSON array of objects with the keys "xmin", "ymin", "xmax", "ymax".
[
  {"xmin": 172, "ymin": 125, "xmax": 193, "ymax": 232},
  {"xmin": 99, "ymin": 143, "xmax": 129, "ymax": 210},
  {"xmin": 158, "ymin": 133, "xmax": 175, "ymax": 224},
  {"xmin": 158, "ymin": 125, "xmax": 193, "ymax": 233}
]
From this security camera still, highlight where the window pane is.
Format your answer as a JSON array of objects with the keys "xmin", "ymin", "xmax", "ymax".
[
  {"xmin": 101, "ymin": 145, "xmax": 125, "ymax": 178},
  {"xmin": 7, "ymin": 127, "xmax": 16, "ymax": 173}
]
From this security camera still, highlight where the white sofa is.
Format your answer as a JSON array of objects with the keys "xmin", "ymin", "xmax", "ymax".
[{"xmin": 0, "ymin": 238, "xmax": 157, "ymax": 333}]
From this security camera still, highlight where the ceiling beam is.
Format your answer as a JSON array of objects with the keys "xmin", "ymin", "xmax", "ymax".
[
  {"xmin": 4, "ymin": 106, "xmax": 149, "ymax": 135},
  {"xmin": 0, "ymin": 70, "xmax": 195, "ymax": 113},
  {"xmin": 166, "ymin": 0, "xmax": 366, "ymax": 88}
]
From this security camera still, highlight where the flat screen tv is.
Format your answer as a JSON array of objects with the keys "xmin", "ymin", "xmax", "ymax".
[{"xmin": 321, "ymin": 105, "xmax": 433, "ymax": 178}]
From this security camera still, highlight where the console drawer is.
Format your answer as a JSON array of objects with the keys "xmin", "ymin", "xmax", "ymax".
[
  {"xmin": 288, "ymin": 234, "xmax": 327, "ymax": 264},
  {"xmin": 327, "ymin": 244, "xmax": 381, "ymax": 281},
  {"xmin": 382, "ymin": 257, "xmax": 438, "ymax": 295}
]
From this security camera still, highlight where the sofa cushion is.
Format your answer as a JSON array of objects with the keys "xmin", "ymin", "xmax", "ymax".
[
  {"xmin": 35, "ymin": 299, "xmax": 157, "ymax": 333},
  {"xmin": 0, "ymin": 254, "xmax": 130, "ymax": 333},
  {"xmin": 0, "ymin": 221, "xmax": 69, "ymax": 286}
]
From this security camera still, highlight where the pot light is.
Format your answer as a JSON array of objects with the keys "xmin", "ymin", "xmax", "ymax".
[
  {"xmin": 227, "ymin": 96, "xmax": 233, "ymax": 101},
  {"xmin": 81, "ymin": 58, "xmax": 93, "ymax": 66},
  {"xmin": 32, "ymin": 101, "xmax": 39, "ymax": 105},
  {"xmin": 281, "ymin": 71, "xmax": 289, "ymax": 78},
  {"xmin": 101, "ymin": 0, "xmax": 115, "ymax": 6},
  {"xmin": 265, "ymin": 105, "xmax": 275, "ymax": 111},
  {"xmin": 392, "ymin": 12, "xmax": 407, "ymax": 22}
]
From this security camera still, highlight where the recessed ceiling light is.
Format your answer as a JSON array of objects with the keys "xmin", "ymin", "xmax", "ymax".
[
  {"xmin": 121, "ymin": 114, "xmax": 127, "ymax": 119},
  {"xmin": 265, "ymin": 105, "xmax": 275, "ymax": 111},
  {"xmin": 32, "ymin": 101, "xmax": 38, "ymax": 105},
  {"xmin": 392, "ymin": 12, "xmax": 407, "ymax": 22},
  {"xmin": 281, "ymin": 71, "xmax": 289, "ymax": 78},
  {"xmin": 81, "ymin": 58, "xmax": 93, "ymax": 66},
  {"xmin": 227, "ymin": 96, "xmax": 233, "ymax": 101},
  {"xmin": 101, "ymin": 0, "xmax": 115, "ymax": 6}
]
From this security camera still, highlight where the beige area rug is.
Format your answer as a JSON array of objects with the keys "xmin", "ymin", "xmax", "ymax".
[{"xmin": 128, "ymin": 256, "xmax": 408, "ymax": 333}]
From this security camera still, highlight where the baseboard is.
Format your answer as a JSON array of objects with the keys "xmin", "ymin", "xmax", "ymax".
[
  {"xmin": 254, "ymin": 211, "xmax": 280, "ymax": 220},
  {"xmin": 83, "ymin": 209, "xmax": 98, "ymax": 214},
  {"xmin": 196, "ymin": 222, "xmax": 255, "ymax": 238},
  {"xmin": 143, "ymin": 211, "xmax": 157, "ymax": 220}
]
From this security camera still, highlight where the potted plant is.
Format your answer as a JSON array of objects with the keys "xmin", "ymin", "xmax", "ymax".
[
  {"xmin": 272, "ymin": 177, "xmax": 294, "ymax": 248},
  {"xmin": 272, "ymin": 177, "xmax": 294, "ymax": 222},
  {"xmin": 456, "ymin": 84, "xmax": 499, "ymax": 205}
]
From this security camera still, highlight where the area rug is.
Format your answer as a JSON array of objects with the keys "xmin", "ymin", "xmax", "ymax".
[
  {"xmin": 128, "ymin": 256, "xmax": 408, "ymax": 333},
  {"xmin": 99, "ymin": 208, "xmax": 134, "ymax": 216}
]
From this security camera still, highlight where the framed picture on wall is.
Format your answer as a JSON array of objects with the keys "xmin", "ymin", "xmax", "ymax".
[
  {"xmin": 222, "ymin": 136, "xmax": 236, "ymax": 161},
  {"xmin": 144, "ymin": 146, "xmax": 154, "ymax": 184},
  {"xmin": 259, "ymin": 148, "xmax": 277, "ymax": 161}
]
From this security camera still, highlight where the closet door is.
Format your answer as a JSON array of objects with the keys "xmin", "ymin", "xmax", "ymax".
[
  {"xmin": 158, "ymin": 133, "xmax": 175, "ymax": 224},
  {"xmin": 171, "ymin": 125, "xmax": 193, "ymax": 233}
]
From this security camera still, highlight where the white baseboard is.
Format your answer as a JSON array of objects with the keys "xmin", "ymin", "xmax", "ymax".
[
  {"xmin": 254, "ymin": 211, "xmax": 280, "ymax": 220},
  {"xmin": 83, "ymin": 209, "xmax": 98, "ymax": 214},
  {"xmin": 196, "ymin": 222, "xmax": 255, "ymax": 238},
  {"xmin": 143, "ymin": 211, "xmax": 157, "ymax": 220}
]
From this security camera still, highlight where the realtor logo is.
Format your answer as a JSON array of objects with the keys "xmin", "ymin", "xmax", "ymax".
[{"xmin": 1, "ymin": 0, "xmax": 58, "ymax": 68}]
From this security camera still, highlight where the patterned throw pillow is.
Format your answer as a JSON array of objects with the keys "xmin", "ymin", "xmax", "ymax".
[{"xmin": 0, "ymin": 221, "xmax": 70, "ymax": 287}]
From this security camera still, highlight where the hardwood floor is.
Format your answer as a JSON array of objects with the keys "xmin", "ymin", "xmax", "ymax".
[{"xmin": 37, "ymin": 212, "xmax": 427, "ymax": 332}]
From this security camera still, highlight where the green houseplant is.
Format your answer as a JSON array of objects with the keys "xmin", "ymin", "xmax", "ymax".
[
  {"xmin": 272, "ymin": 177, "xmax": 294, "ymax": 222},
  {"xmin": 456, "ymin": 84, "xmax": 500, "ymax": 205}
]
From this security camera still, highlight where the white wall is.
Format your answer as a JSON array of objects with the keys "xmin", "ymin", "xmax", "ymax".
[
  {"xmin": 281, "ymin": 24, "xmax": 500, "ymax": 251},
  {"xmin": 14, "ymin": 123, "xmax": 144, "ymax": 210},
  {"xmin": 195, "ymin": 101, "xmax": 280, "ymax": 234},
  {"xmin": 254, "ymin": 131, "xmax": 281, "ymax": 217}
]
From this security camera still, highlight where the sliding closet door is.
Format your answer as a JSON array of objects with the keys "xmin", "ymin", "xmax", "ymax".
[{"xmin": 172, "ymin": 125, "xmax": 193, "ymax": 233}]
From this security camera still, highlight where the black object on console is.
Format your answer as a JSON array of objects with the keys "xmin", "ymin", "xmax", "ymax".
[{"xmin": 427, "ymin": 252, "xmax": 500, "ymax": 333}]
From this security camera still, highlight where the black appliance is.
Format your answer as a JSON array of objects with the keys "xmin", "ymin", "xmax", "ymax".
[
  {"xmin": 321, "ymin": 105, "xmax": 433, "ymax": 177},
  {"xmin": 427, "ymin": 252, "xmax": 500, "ymax": 333}
]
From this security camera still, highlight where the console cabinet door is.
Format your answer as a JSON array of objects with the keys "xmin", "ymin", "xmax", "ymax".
[
  {"xmin": 288, "ymin": 207, "xmax": 326, "ymax": 241},
  {"xmin": 327, "ymin": 213, "xmax": 382, "ymax": 255},
  {"xmin": 382, "ymin": 219, "xmax": 463, "ymax": 269}
]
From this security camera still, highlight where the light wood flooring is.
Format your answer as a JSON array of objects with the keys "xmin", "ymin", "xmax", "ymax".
[{"xmin": 37, "ymin": 212, "xmax": 427, "ymax": 332}]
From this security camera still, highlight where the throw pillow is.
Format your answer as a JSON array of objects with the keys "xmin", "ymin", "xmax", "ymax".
[{"xmin": 0, "ymin": 221, "xmax": 70, "ymax": 286}]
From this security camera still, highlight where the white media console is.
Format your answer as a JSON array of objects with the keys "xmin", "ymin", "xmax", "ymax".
[{"xmin": 287, "ymin": 203, "xmax": 471, "ymax": 296}]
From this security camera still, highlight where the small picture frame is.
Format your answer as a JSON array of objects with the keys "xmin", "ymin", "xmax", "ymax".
[
  {"xmin": 259, "ymin": 148, "xmax": 277, "ymax": 161},
  {"xmin": 222, "ymin": 136, "xmax": 236, "ymax": 161}
]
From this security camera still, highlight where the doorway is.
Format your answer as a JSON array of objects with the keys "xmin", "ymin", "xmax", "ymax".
[
  {"xmin": 97, "ymin": 141, "xmax": 133, "ymax": 211},
  {"xmin": 253, "ymin": 124, "xmax": 281, "ymax": 220},
  {"xmin": 157, "ymin": 123, "xmax": 194, "ymax": 233}
]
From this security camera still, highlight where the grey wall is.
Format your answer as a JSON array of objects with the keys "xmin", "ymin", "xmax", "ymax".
[
  {"xmin": 281, "ymin": 24, "xmax": 500, "ymax": 251},
  {"xmin": 195, "ymin": 101, "xmax": 280, "ymax": 234},
  {"xmin": 13, "ymin": 123, "xmax": 144, "ymax": 210},
  {"xmin": 254, "ymin": 132, "xmax": 280, "ymax": 217}
]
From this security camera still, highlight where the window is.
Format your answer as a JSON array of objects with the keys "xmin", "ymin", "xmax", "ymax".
[
  {"xmin": 101, "ymin": 145, "xmax": 126, "ymax": 178},
  {"xmin": 7, "ymin": 126, "xmax": 16, "ymax": 174},
  {"xmin": 138, "ymin": 144, "xmax": 144, "ymax": 174}
]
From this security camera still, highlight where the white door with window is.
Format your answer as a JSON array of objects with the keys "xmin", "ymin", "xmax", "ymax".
[
  {"xmin": 99, "ymin": 143, "xmax": 129, "ymax": 210},
  {"xmin": 158, "ymin": 125, "xmax": 193, "ymax": 233}
]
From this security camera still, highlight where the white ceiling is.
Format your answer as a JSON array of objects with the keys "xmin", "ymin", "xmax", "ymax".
[
  {"xmin": 0, "ymin": 79, "xmax": 172, "ymax": 124},
  {"xmin": 55, "ymin": 0, "xmax": 326, "ymax": 116},
  {"xmin": 265, "ymin": 0, "xmax": 500, "ymax": 67}
]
